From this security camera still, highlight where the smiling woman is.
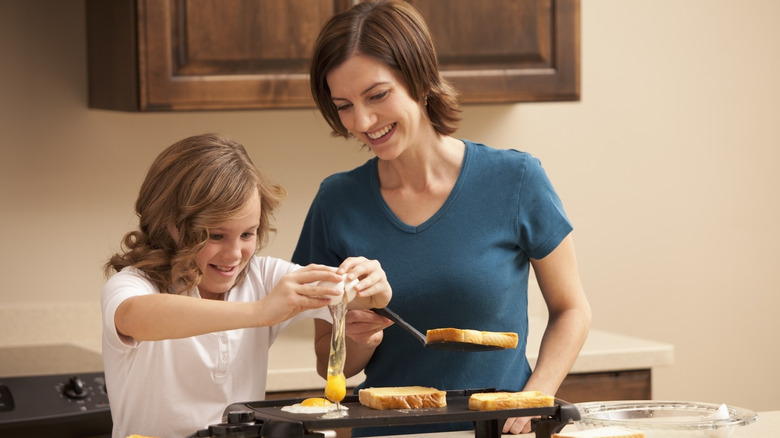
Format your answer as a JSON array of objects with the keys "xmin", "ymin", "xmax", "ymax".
[{"xmin": 293, "ymin": 1, "xmax": 591, "ymax": 436}]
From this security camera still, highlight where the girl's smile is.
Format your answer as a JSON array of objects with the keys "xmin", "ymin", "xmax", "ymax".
[{"xmin": 193, "ymin": 191, "xmax": 261, "ymax": 299}]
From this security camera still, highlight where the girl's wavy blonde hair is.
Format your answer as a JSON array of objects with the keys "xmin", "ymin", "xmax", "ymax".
[{"xmin": 105, "ymin": 133, "xmax": 286, "ymax": 294}]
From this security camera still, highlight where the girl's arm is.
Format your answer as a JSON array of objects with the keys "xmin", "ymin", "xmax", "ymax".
[{"xmin": 115, "ymin": 264, "xmax": 345, "ymax": 341}]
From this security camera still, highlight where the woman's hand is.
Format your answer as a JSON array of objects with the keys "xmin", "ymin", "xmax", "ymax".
[
  {"xmin": 503, "ymin": 416, "xmax": 534, "ymax": 434},
  {"xmin": 345, "ymin": 309, "xmax": 393, "ymax": 348},
  {"xmin": 337, "ymin": 256, "xmax": 392, "ymax": 309}
]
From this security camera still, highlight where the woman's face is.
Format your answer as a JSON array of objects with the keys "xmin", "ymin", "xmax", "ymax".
[
  {"xmin": 194, "ymin": 192, "xmax": 260, "ymax": 298},
  {"xmin": 326, "ymin": 54, "xmax": 426, "ymax": 160}
]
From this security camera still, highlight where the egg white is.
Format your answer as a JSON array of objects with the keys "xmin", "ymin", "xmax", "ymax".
[{"xmin": 281, "ymin": 403, "xmax": 348, "ymax": 415}]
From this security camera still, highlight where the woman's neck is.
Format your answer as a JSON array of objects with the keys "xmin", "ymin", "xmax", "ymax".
[{"xmin": 378, "ymin": 135, "xmax": 464, "ymax": 192}]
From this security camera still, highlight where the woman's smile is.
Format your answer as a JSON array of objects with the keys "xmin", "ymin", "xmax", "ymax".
[{"xmin": 367, "ymin": 123, "xmax": 396, "ymax": 140}]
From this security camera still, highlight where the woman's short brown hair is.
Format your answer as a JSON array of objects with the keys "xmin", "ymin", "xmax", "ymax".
[
  {"xmin": 310, "ymin": 0, "xmax": 460, "ymax": 138},
  {"xmin": 105, "ymin": 133, "xmax": 286, "ymax": 294}
]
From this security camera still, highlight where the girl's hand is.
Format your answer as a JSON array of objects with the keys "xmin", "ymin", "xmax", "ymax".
[
  {"xmin": 258, "ymin": 264, "xmax": 344, "ymax": 326},
  {"xmin": 337, "ymin": 257, "xmax": 392, "ymax": 309}
]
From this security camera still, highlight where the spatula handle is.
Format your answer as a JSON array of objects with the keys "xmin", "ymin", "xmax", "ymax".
[{"xmin": 371, "ymin": 307, "xmax": 427, "ymax": 346}]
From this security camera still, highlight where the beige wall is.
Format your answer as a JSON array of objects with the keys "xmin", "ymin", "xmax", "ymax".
[{"xmin": 1, "ymin": 0, "xmax": 778, "ymax": 411}]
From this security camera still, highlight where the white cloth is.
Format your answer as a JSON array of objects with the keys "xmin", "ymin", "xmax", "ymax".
[{"xmin": 101, "ymin": 256, "xmax": 330, "ymax": 438}]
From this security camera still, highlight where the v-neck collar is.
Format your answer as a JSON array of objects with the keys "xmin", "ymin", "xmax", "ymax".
[{"xmin": 369, "ymin": 140, "xmax": 471, "ymax": 233}]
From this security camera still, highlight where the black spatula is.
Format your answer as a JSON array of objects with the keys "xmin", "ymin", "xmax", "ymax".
[{"xmin": 371, "ymin": 307, "xmax": 508, "ymax": 352}]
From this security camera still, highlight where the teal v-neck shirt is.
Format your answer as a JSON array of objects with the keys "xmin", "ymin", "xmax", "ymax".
[{"xmin": 293, "ymin": 140, "xmax": 572, "ymax": 435}]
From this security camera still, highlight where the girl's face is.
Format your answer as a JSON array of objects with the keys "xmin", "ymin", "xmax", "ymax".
[
  {"xmin": 194, "ymin": 192, "xmax": 261, "ymax": 299},
  {"xmin": 326, "ymin": 54, "xmax": 427, "ymax": 160}
]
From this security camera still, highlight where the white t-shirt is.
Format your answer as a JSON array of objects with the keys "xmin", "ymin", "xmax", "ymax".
[{"xmin": 101, "ymin": 256, "xmax": 330, "ymax": 438}]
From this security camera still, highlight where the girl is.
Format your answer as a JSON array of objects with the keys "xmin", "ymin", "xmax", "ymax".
[{"xmin": 102, "ymin": 133, "xmax": 391, "ymax": 437}]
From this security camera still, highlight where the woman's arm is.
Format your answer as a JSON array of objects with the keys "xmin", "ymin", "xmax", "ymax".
[
  {"xmin": 314, "ymin": 310, "xmax": 393, "ymax": 378},
  {"xmin": 525, "ymin": 233, "xmax": 591, "ymax": 394},
  {"xmin": 503, "ymin": 233, "xmax": 591, "ymax": 434}
]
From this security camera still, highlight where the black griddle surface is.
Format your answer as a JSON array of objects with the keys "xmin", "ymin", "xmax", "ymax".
[{"xmin": 227, "ymin": 389, "xmax": 579, "ymax": 433}]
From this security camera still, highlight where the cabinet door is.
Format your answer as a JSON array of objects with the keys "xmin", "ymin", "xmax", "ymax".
[
  {"xmin": 412, "ymin": 0, "xmax": 579, "ymax": 103},
  {"xmin": 140, "ymin": 0, "xmax": 336, "ymax": 110},
  {"xmin": 88, "ymin": 0, "xmax": 340, "ymax": 111},
  {"xmin": 87, "ymin": 0, "xmax": 579, "ymax": 111}
]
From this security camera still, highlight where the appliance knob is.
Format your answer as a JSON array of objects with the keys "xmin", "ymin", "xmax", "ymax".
[{"xmin": 63, "ymin": 376, "xmax": 88, "ymax": 399}]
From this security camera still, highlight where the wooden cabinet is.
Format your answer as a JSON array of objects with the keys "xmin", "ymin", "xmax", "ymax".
[
  {"xmin": 413, "ymin": 0, "xmax": 580, "ymax": 104},
  {"xmin": 86, "ymin": 0, "xmax": 579, "ymax": 111},
  {"xmin": 556, "ymin": 369, "xmax": 652, "ymax": 403}
]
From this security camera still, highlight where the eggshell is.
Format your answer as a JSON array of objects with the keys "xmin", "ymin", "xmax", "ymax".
[{"xmin": 321, "ymin": 275, "xmax": 359, "ymax": 305}]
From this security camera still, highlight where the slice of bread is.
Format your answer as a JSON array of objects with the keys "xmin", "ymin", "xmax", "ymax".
[
  {"xmin": 468, "ymin": 390, "xmax": 554, "ymax": 411},
  {"xmin": 552, "ymin": 426, "xmax": 645, "ymax": 438},
  {"xmin": 425, "ymin": 328, "xmax": 519, "ymax": 349},
  {"xmin": 358, "ymin": 386, "xmax": 447, "ymax": 410}
]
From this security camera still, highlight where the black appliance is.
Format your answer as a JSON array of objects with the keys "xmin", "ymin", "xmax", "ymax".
[
  {"xmin": 187, "ymin": 389, "xmax": 580, "ymax": 438},
  {"xmin": 0, "ymin": 345, "xmax": 112, "ymax": 438}
]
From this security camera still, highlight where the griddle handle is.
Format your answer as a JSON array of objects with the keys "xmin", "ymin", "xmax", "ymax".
[
  {"xmin": 531, "ymin": 401, "xmax": 581, "ymax": 438},
  {"xmin": 371, "ymin": 307, "xmax": 428, "ymax": 346}
]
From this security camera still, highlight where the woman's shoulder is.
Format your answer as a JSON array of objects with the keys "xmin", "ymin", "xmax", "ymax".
[
  {"xmin": 463, "ymin": 139, "xmax": 535, "ymax": 162},
  {"xmin": 462, "ymin": 139, "xmax": 541, "ymax": 177},
  {"xmin": 321, "ymin": 158, "xmax": 374, "ymax": 185},
  {"xmin": 314, "ymin": 158, "xmax": 376, "ymax": 202}
]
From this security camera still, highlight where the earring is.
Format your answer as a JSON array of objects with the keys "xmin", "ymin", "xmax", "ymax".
[{"xmin": 424, "ymin": 95, "xmax": 428, "ymax": 106}]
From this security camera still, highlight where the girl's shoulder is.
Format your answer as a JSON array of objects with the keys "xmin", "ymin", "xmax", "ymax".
[{"xmin": 247, "ymin": 255, "xmax": 298, "ymax": 275}]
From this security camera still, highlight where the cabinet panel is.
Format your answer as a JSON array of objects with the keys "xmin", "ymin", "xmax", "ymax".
[
  {"xmin": 87, "ymin": 0, "xmax": 579, "ymax": 111},
  {"xmin": 177, "ymin": 1, "xmax": 321, "ymax": 72},
  {"xmin": 138, "ymin": 0, "xmax": 335, "ymax": 110},
  {"xmin": 413, "ymin": 0, "xmax": 579, "ymax": 103}
]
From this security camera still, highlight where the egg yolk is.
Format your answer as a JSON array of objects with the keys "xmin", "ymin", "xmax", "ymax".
[
  {"xmin": 301, "ymin": 397, "xmax": 332, "ymax": 407},
  {"xmin": 325, "ymin": 373, "xmax": 347, "ymax": 402}
]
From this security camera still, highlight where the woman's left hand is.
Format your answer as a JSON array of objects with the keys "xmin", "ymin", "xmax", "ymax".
[
  {"xmin": 503, "ymin": 416, "xmax": 534, "ymax": 434},
  {"xmin": 338, "ymin": 256, "xmax": 392, "ymax": 309}
]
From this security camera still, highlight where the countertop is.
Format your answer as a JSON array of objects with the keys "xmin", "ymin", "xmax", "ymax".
[
  {"xmin": 372, "ymin": 411, "xmax": 778, "ymax": 437},
  {"xmin": 267, "ymin": 316, "xmax": 674, "ymax": 392}
]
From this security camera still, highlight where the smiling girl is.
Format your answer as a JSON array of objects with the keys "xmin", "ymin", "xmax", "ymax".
[{"xmin": 101, "ymin": 133, "xmax": 391, "ymax": 438}]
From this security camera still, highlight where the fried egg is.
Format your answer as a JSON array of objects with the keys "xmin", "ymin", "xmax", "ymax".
[{"xmin": 281, "ymin": 397, "xmax": 348, "ymax": 415}]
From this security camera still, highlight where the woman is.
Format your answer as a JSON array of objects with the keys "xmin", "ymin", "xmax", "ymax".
[
  {"xmin": 293, "ymin": 1, "xmax": 591, "ymax": 435},
  {"xmin": 102, "ymin": 133, "xmax": 391, "ymax": 438}
]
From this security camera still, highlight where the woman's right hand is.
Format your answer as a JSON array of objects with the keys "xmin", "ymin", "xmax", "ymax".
[{"xmin": 345, "ymin": 308, "xmax": 393, "ymax": 347}]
